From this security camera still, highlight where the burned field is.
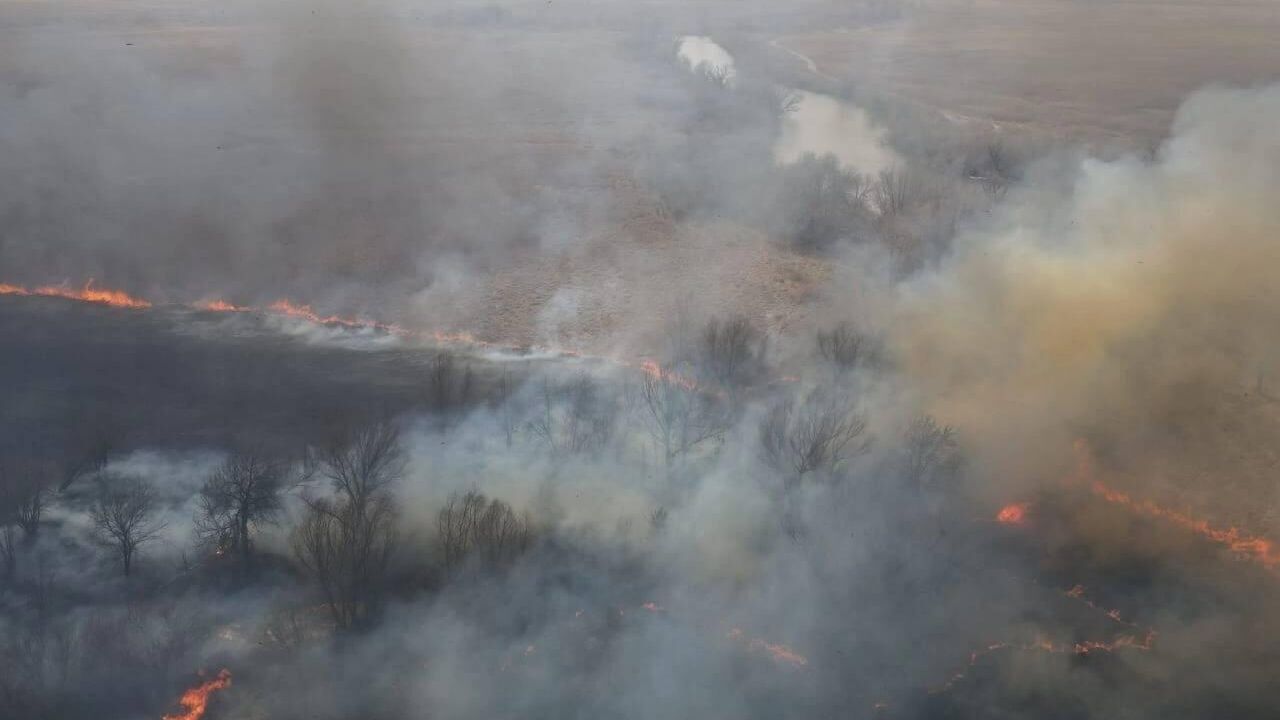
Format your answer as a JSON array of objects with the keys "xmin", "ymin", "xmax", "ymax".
[
  {"xmin": 4, "ymin": 1, "xmax": 1280, "ymax": 719},
  {"xmin": 3, "ymin": 289, "xmax": 1280, "ymax": 719}
]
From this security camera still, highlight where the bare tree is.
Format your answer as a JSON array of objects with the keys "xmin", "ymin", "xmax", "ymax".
[
  {"xmin": 1, "ymin": 459, "xmax": 52, "ymax": 542},
  {"xmin": 425, "ymin": 351, "xmax": 474, "ymax": 427},
  {"xmin": 437, "ymin": 490, "xmax": 484, "ymax": 575},
  {"xmin": 698, "ymin": 315, "xmax": 767, "ymax": 391},
  {"xmin": 638, "ymin": 364, "xmax": 727, "ymax": 473},
  {"xmin": 315, "ymin": 420, "xmax": 405, "ymax": 510},
  {"xmin": 474, "ymin": 496, "xmax": 531, "ymax": 566},
  {"xmin": 759, "ymin": 390, "xmax": 870, "ymax": 490},
  {"xmin": 962, "ymin": 140, "xmax": 1013, "ymax": 200},
  {"xmin": 874, "ymin": 167, "xmax": 921, "ymax": 217},
  {"xmin": 0, "ymin": 452, "xmax": 35, "ymax": 583},
  {"xmin": 649, "ymin": 506, "xmax": 669, "ymax": 535},
  {"xmin": 292, "ymin": 420, "xmax": 404, "ymax": 630},
  {"xmin": 89, "ymin": 477, "xmax": 166, "ymax": 577},
  {"xmin": 778, "ymin": 153, "xmax": 870, "ymax": 252},
  {"xmin": 493, "ymin": 368, "xmax": 521, "ymax": 448},
  {"xmin": 0, "ymin": 525, "xmax": 16, "ymax": 583},
  {"xmin": 292, "ymin": 492, "xmax": 397, "ymax": 631},
  {"xmin": 193, "ymin": 452, "xmax": 285, "ymax": 568},
  {"xmin": 527, "ymin": 374, "xmax": 618, "ymax": 456},
  {"xmin": 901, "ymin": 416, "xmax": 961, "ymax": 489},
  {"xmin": 437, "ymin": 490, "xmax": 531, "ymax": 577},
  {"xmin": 815, "ymin": 323, "xmax": 873, "ymax": 377},
  {"xmin": 13, "ymin": 486, "xmax": 43, "ymax": 542},
  {"xmin": 527, "ymin": 378, "xmax": 557, "ymax": 452}
]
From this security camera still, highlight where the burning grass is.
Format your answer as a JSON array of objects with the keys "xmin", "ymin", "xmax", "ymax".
[
  {"xmin": 0, "ymin": 280, "xmax": 151, "ymax": 309},
  {"xmin": 162, "ymin": 670, "xmax": 231, "ymax": 720}
]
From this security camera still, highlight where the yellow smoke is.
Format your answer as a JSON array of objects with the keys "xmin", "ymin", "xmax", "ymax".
[{"xmin": 893, "ymin": 84, "xmax": 1280, "ymax": 495}]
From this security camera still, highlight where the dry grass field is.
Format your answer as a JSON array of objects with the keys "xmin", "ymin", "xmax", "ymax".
[{"xmin": 775, "ymin": 0, "xmax": 1280, "ymax": 142}]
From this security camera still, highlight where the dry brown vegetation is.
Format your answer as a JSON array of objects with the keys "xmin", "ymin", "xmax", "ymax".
[{"xmin": 776, "ymin": 0, "xmax": 1280, "ymax": 143}]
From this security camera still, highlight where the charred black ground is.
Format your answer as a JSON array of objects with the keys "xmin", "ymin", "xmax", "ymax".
[{"xmin": 3, "ymin": 294, "xmax": 1280, "ymax": 719}]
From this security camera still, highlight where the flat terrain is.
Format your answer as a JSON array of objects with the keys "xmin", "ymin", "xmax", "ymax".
[
  {"xmin": 10, "ymin": 0, "xmax": 1276, "ymax": 356},
  {"xmin": 776, "ymin": 0, "xmax": 1280, "ymax": 142}
]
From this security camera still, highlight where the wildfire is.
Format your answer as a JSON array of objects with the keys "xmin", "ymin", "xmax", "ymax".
[
  {"xmin": 162, "ymin": 669, "xmax": 231, "ymax": 720},
  {"xmin": 940, "ymin": 441, "xmax": 1209, "ymax": 700},
  {"xmin": 638, "ymin": 359, "xmax": 701, "ymax": 392},
  {"xmin": 995, "ymin": 502, "xmax": 1030, "ymax": 525},
  {"xmin": 432, "ymin": 329, "xmax": 489, "ymax": 347},
  {"xmin": 0, "ymin": 277, "xmax": 727, "ymax": 395},
  {"xmin": 194, "ymin": 299, "xmax": 250, "ymax": 312},
  {"xmin": 1089, "ymin": 479, "xmax": 1280, "ymax": 569},
  {"xmin": 727, "ymin": 628, "xmax": 809, "ymax": 668},
  {"xmin": 0, "ymin": 280, "xmax": 151, "ymax": 308},
  {"xmin": 932, "ymin": 628, "xmax": 1154, "ymax": 694},
  {"xmin": 925, "ymin": 581, "xmax": 1156, "ymax": 697},
  {"xmin": 1065, "ymin": 584, "xmax": 1133, "ymax": 626},
  {"xmin": 1069, "ymin": 439, "xmax": 1280, "ymax": 570},
  {"xmin": 267, "ymin": 300, "xmax": 370, "ymax": 329}
]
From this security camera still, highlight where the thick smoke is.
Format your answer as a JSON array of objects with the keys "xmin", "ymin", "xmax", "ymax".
[
  {"xmin": 0, "ymin": 0, "xmax": 905, "ymax": 349},
  {"xmin": 891, "ymin": 84, "xmax": 1280, "ymax": 508},
  {"xmin": 1, "ymin": 0, "xmax": 648, "ymax": 311},
  {"xmin": 4, "ymin": 2, "xmax": 1280, "ymax": 719}
]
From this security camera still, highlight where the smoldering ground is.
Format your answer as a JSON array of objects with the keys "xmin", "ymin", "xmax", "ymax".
[{"xmin": 4, "ymin": 1, "xmax": 1280, "ymax": 719}]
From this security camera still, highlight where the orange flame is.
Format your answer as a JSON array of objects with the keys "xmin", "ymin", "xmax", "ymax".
[
  {"xmin": 0, "ymin": 277, "xmax": 717, "ymax": 388},
  {"xmin": 995, "ymin": 502, "xmax": 1030, "ymax": 525},
  {"xmin": 194, "ymin": 299, "xmax": 249, "ymax": 312},
  {"xmin": 162, "ymin": 669, "xmax": 231, "ymax": 720},
  {"xmin": 267, "ymin": 299, "xmax": 359, "ymax": 328},
  {"xmin": 1065, "ymin": 584, "xmax": 1133, "ymax": 626},
  {"xmin": 933, "ymin": 629, "xmax": 1154, "ymax": 693},
  {"xmin": 727, "ymin": 628, "xmax": 809, "ymax": 668},
  {"xmin": 1, "ymin": 280, "xmax": 151, "ymax": 308},
  {"xmin": 1089, "ymin": 479, "xmax": 1280, "ymax": 569},
  {"xmin": 929, "ymin": 583, "xmax": 1156, "ymax": 696},
  {"xmin": 266, "ymin": 299, "xmax": 410, "ymax": 336},
  {"xmin": 639, "ymin": 360, "xmax": 700, "ymax": 391},
  {"xmin": 1068, "ymin": 439, "xmax": 1280, "ymax": 570}
]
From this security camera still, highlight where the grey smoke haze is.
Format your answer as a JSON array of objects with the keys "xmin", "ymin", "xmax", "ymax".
[
  {"xmin": 0, "ymin": 0, "xmax": 844, "ymax": 319},
  {"xmin": 2, "ymin": 0, "xmax": 642, "ymax": 308},
  {"xmin": 3, "ymin": 1, "xmax": 1280, "ymax": 719}
]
